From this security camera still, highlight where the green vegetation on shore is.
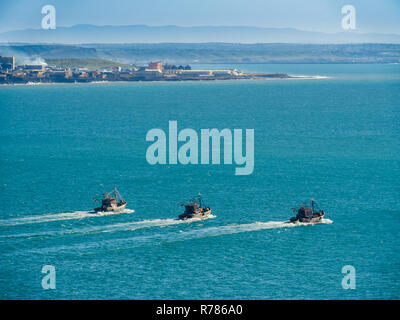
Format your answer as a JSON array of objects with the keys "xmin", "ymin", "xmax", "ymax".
[
  {"xmin": 1, "ymin": 43, "xmax": 399, "ymax": 65},
  {"xmin": 44, "ymin": 58, "xmax": 132, "ymax": 69}
]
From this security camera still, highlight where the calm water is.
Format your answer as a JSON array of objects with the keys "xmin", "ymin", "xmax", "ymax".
[{"xmin": 0, "ymin": 64, "xmax": 399, "ymax": 299}]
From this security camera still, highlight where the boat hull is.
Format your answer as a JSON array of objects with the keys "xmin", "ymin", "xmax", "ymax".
[
  {"xmin": 178, "ymin": 209, "xmax": 212, "ymax": 220},
  {"xmin": 290, "ymin": 213, "xmax": 324, "ymax": 224},
  {"xmin": 94, "ymin": 203, "xmax": 127, "ymax": 213}
]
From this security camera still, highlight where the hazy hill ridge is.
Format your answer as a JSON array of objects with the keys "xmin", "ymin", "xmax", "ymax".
[
  {"xmin": 1, "ymin": 43, "xmax": 399, "ymax": 65},
  {"xmin": 1, "ymin": 24, "xmax": 400, "ymax": 44}
]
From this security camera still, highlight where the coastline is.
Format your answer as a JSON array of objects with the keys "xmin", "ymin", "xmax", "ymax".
[{"xmin": 0, "ymin": 74, "xmax": 329, "ymax": 86}]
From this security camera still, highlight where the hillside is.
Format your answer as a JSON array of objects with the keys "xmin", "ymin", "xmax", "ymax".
[
  {"xmin": 1, "ymin": 43, "xmax": 399, "ymax": 64},
  {"xmin": 44, "ymin": 58, "xmax": 132, "ymax": 69}
]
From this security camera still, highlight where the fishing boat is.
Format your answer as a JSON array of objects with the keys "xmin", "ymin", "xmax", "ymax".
[
  {"xmin": 178, "ymin": 193, "xmax": 211, "ymax": 220},
  {"xmin": 93, "ymin": 186, "xmax": 127, "ymax": 212},
  {"xmin": 289, "ymin": 199, "xmax": 325, "ymax": 223}
]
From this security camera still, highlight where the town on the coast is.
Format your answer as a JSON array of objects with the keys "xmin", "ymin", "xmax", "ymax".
[{"xmin": 0, "ymin": 56, "xmax": 291, "ymax": 84}]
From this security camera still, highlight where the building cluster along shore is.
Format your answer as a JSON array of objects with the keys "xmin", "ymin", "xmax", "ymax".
[{"xmin": 0, "ymin": 56, "xmax": 291, "ymax": 84}]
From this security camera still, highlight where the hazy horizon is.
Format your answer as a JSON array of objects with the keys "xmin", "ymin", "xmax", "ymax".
[
  {"xmin": 2, "ymin": 24, "xmax": 400, "ymax": 45},
  {"xmin": 2, "ymin": 23, "xmax": 400, "ymax": 36},
  {"xmin": 1, "ymin": 0, "xmax": 399, "ymax": 34}
]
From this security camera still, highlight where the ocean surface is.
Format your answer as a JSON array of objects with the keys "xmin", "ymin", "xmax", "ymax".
[{"xmin": 0, "ymin": 64, "xmax": 399, "ymax": 299}]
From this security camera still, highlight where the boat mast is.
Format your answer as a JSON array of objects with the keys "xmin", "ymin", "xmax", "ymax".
[
  {"xmin": 113, "ymin": 186, "xmax": 124, "ymax": 203},
  {"xmin": 198, "ymin": 192, "xmax": 203, "ymax": 208}
]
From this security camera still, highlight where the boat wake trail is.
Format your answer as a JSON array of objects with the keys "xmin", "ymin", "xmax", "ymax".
[
  {"xmin": 178, "ymin": 218, "xmax": 333, "ymax": 239},
  {"xmin": 73, "ymin": 215, "xmax": 216, "ymax": 236},
  {"xmin": 124, "ymin": 218, "xmax": 333, "ymax": 245},
  {"xmin": 101, "ymin": 215, "xmax": 217, "ymax": 232},
  {"xmin": 0, "ymin": 215, "xmax": 217, "ymax": 239},
  {"xmin": 11, "ymin": 218, "xmax": 332, "ymax": 255},
  {"xmin": 0, "ymin": 209, "xmax": 135, "ymax": 227}
]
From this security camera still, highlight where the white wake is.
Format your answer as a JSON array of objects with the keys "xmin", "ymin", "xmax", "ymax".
[
  {"xmin": 0, "ymin": 209, "xmax": 135, "ymax": 227},
  {"xmin": 0, "ymin": 214, "xmax": 217, "ymax": 239},
  {"xmin": 3, "ymin": 218, "xmax": 332, "ymax": 255},
  {"xmin": 171, "ymin": 218, "xmax": 333, "ymax": 240}
]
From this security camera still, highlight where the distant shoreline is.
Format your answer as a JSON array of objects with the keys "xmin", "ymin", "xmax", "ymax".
[{"xmin": 0, "ymin": 75, "xmax": 329, "ymax": 86}]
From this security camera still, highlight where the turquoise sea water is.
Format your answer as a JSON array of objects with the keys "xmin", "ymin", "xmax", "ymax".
[{"xmin": 0, "ymin": 64, "xmax": 399, "ymax": 299}]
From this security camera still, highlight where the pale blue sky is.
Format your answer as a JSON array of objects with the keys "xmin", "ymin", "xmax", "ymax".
[{"xmin": 0, "ymin": 0, "xmax": 399, "ymax": 33}]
